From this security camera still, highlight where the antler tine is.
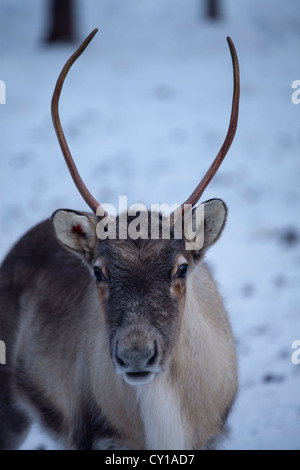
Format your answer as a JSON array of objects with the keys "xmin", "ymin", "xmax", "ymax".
[
  {"xmin": 51, "ymin": 28, "xmax": 107, "ymax": 217},
  {"xmin": 179, "ymin": 36, "xmax": 240, "ymax": 211}
]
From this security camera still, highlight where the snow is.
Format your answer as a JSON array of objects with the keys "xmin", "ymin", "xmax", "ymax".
[{"xmin": 1, "ymin": 0, "xmax": 300, "ymax": 450}]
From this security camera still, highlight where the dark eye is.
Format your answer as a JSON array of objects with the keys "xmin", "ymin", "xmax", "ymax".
[
  {"xmin": 177, "ymin": 263, "xmax": 188, "ymax": 278},
  {"xmin": 93, "ymin": 266, "xmax": 106, "ymax": 282}
]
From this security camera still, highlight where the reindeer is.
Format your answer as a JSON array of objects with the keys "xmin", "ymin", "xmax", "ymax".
[{"xmin": 0, "ymin": 29, "xmax": 240, "ymax": 450}]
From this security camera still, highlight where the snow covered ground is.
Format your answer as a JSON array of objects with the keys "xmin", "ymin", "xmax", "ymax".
[{"xmin": 1, "ymin": 0, "xmax": 300, "ymax": 450}]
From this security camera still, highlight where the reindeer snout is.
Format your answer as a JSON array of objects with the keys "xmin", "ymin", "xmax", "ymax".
[{"xmin": 113, "ymin": 338, "xmax": 160, "ymax": 386}]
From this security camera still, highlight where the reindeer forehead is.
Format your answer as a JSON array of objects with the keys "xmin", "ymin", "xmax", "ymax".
[{"xmin": 96, "ymin": 238, "xmax": 186, "ymax": 274}]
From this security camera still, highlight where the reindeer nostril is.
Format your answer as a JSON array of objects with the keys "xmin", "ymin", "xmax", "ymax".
[
  {"xmin": 146, "ymin": 340, "xmax": 158, "ymax": 367},
  {"xmin": 115, "ymin": 342, "xmax": 128, "ymax": 369},
  {"xmin": 116, "ymin": 354, "xmax": 127, "ymax": 368}
]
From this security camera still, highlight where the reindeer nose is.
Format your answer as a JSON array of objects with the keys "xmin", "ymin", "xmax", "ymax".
[{"xmin": 115, "ymin": 339, "xmax": 159, "ymax": 373}]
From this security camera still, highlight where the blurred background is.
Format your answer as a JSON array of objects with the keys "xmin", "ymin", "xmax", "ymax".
[{"xmin": 1, "ymin": 0, "xmax": 300, "ymax": 450}]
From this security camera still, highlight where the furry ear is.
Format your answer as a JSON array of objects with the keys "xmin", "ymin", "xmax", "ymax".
[
  {"xmin": 52, "ymin": 209, "xmax": 98, "ymax": 263},
  {"xmin": 183, "ymin": 198, "xmax": 227, "ymax": 256},
  {"xmin": 202, "ymin": 198, "xmax": 227, "ymax": 249}
]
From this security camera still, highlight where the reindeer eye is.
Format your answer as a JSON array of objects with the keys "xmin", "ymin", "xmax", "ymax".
[
  {"xmin": 93, "ymin": 266, "xmax": 106, "ymax": 282},
  {"xmin": 177, "ymin": 263, "xmax": 188, "ymax": 278}
]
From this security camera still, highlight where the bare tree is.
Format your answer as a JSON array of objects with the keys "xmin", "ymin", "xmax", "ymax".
[
  {"xmin": 205, "ymin": 0, "xmax": 222, "ymax": 20},
  {"xmin": 46, "ymin": 0, "xmax": 76, "ymax": 43}
]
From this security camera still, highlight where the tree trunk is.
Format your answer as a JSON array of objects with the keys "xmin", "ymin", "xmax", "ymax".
[
  {"xmin": 46, "ymin": 0, "xmax": 76, "ymax": 43},
  {"xmin": 205, "ymin": 0, "xmax": 221, "ymax": 20}
]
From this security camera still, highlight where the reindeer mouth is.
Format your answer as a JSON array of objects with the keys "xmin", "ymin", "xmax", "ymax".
[{"xmin": 123, "ymin": 371, "xmax": 156, "ymax": 386}]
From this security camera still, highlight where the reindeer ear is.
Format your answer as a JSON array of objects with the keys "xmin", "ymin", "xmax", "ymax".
[
  {"xmin": 183, "ymin": 198, "xmax": 227, "ymax": 256},
  {"xmin": 202, "ymin": 198, "xmax": 227, "ymax": 250},
  {"xmin": 52, "ymin": 209, "xmax": 98, "ymax": 262}
]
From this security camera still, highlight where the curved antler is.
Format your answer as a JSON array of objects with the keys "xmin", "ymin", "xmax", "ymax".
[
  {"xmin": 178, "ymin": 36, "xmax": 240, "ymax": 212},
  {"xmin": 51, "ymin": 28, "xmax": 107, "ymax": 217},
  {"xmin": 52, "ymin": 32, "xmax": 239, "ymax": 220}
]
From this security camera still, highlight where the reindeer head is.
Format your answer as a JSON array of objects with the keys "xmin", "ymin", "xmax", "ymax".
[{"xmin": 51, "ymin": 29, "xmax": 239, "ymax": 385}]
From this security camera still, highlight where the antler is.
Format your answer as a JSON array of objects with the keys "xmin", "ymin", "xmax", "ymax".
[
  {"xmin": 178, "ymin": 36, "xmax": 240, "ymax": 212},
  {"xmin": 52, "ymin": 31, "xmax": 239, "ymax": 220},
  {"xmin": 51, "ymin": 28, "xmax": 107, "ymax": 217}
]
